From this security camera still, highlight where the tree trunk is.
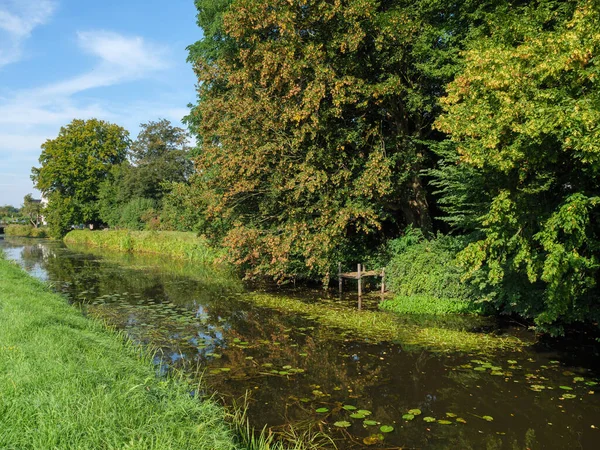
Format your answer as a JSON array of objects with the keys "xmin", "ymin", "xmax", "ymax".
[{"xmin": 400, "ymin": 174, "xmax": 432, "ymax": 234}]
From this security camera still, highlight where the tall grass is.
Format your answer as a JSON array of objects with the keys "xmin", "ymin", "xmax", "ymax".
[
  {"xmin": 0, "ymin": 256, "xmax": 237, "ymax": 450},
  {"xmin": 4, "ymin": 224, "xmax": 48, "ymax": 238},
  {"xmin": 64, "ymin": 230, "xmax": 225, "ymax": 265}
]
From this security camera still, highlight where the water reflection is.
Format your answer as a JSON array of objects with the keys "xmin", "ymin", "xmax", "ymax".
[{"xmin": 2, "ymin": 237, "xmax": 599, "ymax": 449}]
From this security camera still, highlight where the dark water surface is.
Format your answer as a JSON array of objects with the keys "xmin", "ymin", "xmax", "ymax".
[{"xmin": 2, "ymin": 237, "xmax": 600, "ymax": 449}]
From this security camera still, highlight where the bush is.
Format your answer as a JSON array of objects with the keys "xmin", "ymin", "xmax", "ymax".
[
  {"xmin": 117, "ymin": 198, "xmax": 156, "ymax": 230},
  {"xmin": 385, "ymin": 227, "xmax": 478, "ymax": 301}
]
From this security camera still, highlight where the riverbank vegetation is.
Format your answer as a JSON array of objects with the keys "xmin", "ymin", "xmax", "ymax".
[
  {"xmin": 0, "ymin": 255, "xmax": 237, "ymax": 450},
  {"xmin": 4, "ymin": 224, "xmax": 48, "ymax": 238},
  {"xmin": 64, "ymin": 230, "xmax": 225, "ymax": 265},
  {"xmin": 30, "ymin": 0, "xmax": 600, "ymax": 335}
]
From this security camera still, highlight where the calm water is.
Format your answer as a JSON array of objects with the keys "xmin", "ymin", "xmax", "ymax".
[{"xmin": 2, "ymin": 237, "xmax": 600, "ymax": 449}]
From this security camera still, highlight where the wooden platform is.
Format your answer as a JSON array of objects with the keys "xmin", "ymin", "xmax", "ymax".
[
  {"xmin": 339, "ymin": 270, "xmax": 381, "ymax": 280},
  {"xmin": 338, "ymin": 263, "xmax": 385, "ymax": 301}
]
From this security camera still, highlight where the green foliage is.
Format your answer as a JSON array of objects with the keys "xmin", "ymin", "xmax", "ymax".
[
  {"xmin": 386, "ymin": 227, "xmax": 478, "ymax": 302},
  {"xmin": 118, "ymin": 198, "xmax": 157, "ymax": 231},
  {"xmin": 31, "ymin": 119, "xmax": 130, "ymax": 236},
  {"xmin": 186, "ymin": 0, "xmax": 502, "ymax": 282},
  {"xmin": 4, "ymin": 224, "xmax": 48, "ymax": 238},
  {"xmin": 21, "ymin": 194, "xmax": 43, "ymax": 228},
  {"xmin": 45, "ymin": 193, "xmax": 79, "ymax": 239},
  {"xmin": 435, "ymin": 0, "xmax": 600, "ymax": 333},
  {"xmin": 0, "ymin": 257, "xmax": 237, "ymax": 450},
  {"xmin": 127, "ymin": 119, "xmax": 193, "ymax": 202}
]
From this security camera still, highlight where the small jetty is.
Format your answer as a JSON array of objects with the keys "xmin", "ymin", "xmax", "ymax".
[{"xmin": 338, "ymin": 263, "xmax": 385, "ymax": 309}]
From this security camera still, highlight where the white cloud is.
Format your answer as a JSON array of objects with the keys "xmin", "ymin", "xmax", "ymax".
[
  {"xmin": 0, "ymin": 0, "xmax": 56, "ymax": 67},
  {"xmin": 0, "ymin": 30, "xmax": 169, "ymax": 127},
  {"xmin": 0, "ymin": 28, "xmax": 180, "ymax": 206}
]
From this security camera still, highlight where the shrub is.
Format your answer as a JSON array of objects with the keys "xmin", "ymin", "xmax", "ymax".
[
  {"xmin": 117, "ymin": 198, "xmax": 156, "ymax": 230},
  {"xmin": 385, "ymin": 227, "xmax": 477, "ymax": 301}
]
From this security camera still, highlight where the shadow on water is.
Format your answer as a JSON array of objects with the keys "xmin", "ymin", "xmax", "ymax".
[{"xmin": 2, "ymin": 237, "xmax": 600, "ymax": 449}]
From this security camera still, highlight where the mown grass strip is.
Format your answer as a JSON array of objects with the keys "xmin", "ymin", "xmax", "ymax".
[
  {"xmin": 246, "ymin": 293, "xmax": 524, "ymax": 353},
  {"xmin": 0, "ymin": 255, "xmax": 237, "ymax": 450},
  {"xmin": 64, "ymin": 230, "xmax": 225, "ymax": 265}
]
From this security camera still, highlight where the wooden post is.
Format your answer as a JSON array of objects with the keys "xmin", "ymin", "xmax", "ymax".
[
  {"xmin": 338, "ymin": 262, "xmax": 342, "ymax": 294},
  {"xmin": 381, "ymin": 267, "xmax": 386, "ymax": 294},
  {"xmin": 357, "ymin": 263, "xmax": 362, "ymax": 298}
]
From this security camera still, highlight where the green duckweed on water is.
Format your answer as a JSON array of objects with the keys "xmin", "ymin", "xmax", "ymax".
[{"xmin": 244, "ymin": 293, "xmax": 525, "ymax": 353}]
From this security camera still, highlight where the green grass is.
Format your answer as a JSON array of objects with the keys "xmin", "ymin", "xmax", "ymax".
[
  {"xmin": 380, "ymin": 295, "xmax": 484, "ymax": 315},
  {"xmin": 4, "ymin": 224, "xmax": 48, "ymax": 238},
  {"xmin": 0, "ymin": 255, "xmax": 238, "ymax": 450},
  {"xmin": 64, "ymin": 230, "xmax": 225, "ymax": 265},
  {"xmin": 246, "ymin": 293, "xmax": 523, "ymax": 353}
]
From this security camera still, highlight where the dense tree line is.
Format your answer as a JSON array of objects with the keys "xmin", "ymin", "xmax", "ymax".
[{"xmin": 32, "ymin": 0, "xmax": 600, "ymax": 333}]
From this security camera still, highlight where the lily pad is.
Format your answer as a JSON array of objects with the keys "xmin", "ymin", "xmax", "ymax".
[
  {"xmin": 350, "ymin": 413, "xmax": 366, "ymax": 419},
  {"xmin": 437, "ymin": 420, "xmax": 452, "ymax": 425},
  {"xmin": 334, "ymin": 421, "xmax": 351, "ymax": 428},
  {"xmin": 482, "ymin": 416, "xmax": 494, "ymax": 422},
  {"xmin": 363, "ymin": 420, "xmax": 378, "ymax": 426},
  {"xmin": 402, "ymin": 414, "xmax": 415, "ymax": 421},
  {"xmin": 446, "ymin": 412, "xmax": 457, "ymax": 418},
  {"xmin": 357, "ymin": 409, "xmax": 372, "ymax": 416},
  {"xmin": 423, "ymin": 417, "xmax": 436, "ymax": 423},
  {"xmin": 562, "ymin": 394, "xmax": 577, "ymax": 399},
  {"xmin": 380, "ymin": 425, "xmax": 394, "ymax": 433},
  {"xmin": 559, "ymin": 386, "xmax": 573, "ymax": 391},
  {"xmin": 343, "ymin": 405, "xmax": 357, "ymax": 411},
  {"xmin": 408, "ymin": 408, "xmax": 422, "ymax": 416},
  {"xmin": 456, "ymin": 418, "xmax": 467, "ymax": 424},
  {"xmin": 315, "ymin": 407, "xmax": 329, "ymax": 413}
]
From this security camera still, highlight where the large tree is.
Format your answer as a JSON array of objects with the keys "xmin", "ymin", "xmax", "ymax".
[
  {"xmin": 187, "ymin": 0, "xmax": 503, "ymax": 282},
  {"xmin": 97, "ymin": 119, "xmax": 192, "ymax": 229},
  {"xmin": 31, "ymin": 119, "xmax": 130, "ymax": 237},
  {"xmin": 435, "ymin": 0, "xmax": 598, "ymax": 332}
]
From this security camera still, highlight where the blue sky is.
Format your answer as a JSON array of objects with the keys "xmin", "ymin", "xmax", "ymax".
[{"xmin": 0, "ymin": 0, "xmax": 202, "ymax": 207}]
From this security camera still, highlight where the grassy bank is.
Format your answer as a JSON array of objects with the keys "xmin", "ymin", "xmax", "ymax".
[
  {"xmin": 0, "ymin": 255, "xmax": 237, "ymax": 450},
  {"xmin": 64, "ymin": 230, "xmax": 225, "ymax": 265},
  {"xmin": 4, "ymin": 224, "xmax": 48, "ymax": 238}
]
